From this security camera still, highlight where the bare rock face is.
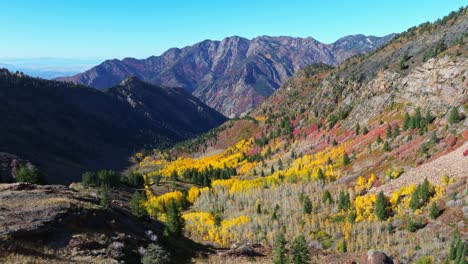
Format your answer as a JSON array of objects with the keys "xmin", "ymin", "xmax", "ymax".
[
  {"xmin": 362, "ymin": 250, "xmax": 394, "ymax": 264},
  {"xmin": 56, "ymin": 34, "xmax": 394, "ymax": 117}
]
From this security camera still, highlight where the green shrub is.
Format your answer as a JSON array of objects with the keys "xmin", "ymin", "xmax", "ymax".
[
  {"xmin": 412, "ymin": 255, "xmax": 434, "ymax": 264},
  {"xmin": 141, "ymin": 243, "xmax": 170, "ymax": 264}
]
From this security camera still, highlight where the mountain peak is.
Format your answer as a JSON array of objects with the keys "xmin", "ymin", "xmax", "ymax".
[{"xmin": 56, "ymin": 34, "xmax": 395, "ymax": 117}]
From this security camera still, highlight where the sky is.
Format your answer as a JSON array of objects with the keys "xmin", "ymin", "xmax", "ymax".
[{"xmin": 0, "ymin": 0, "xmax": 466, "ymax": 60}]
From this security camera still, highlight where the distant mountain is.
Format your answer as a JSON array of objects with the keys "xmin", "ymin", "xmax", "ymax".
[
  {"xmin": 56, "ymin": 34, "xmax": 395, "ymax": 117},
  {"xmin": 0, "ymin": 70, "xmax": 225, "ymax": 183}
]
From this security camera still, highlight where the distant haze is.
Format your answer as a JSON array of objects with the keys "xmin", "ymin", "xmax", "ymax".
[{"xmin": 0, "ymin": 58, "xmax": 103, "ymax": 79}]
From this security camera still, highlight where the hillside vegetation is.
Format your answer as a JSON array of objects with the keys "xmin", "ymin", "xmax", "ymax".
[{"xmin": 134, "ymin": 7, "xmax": 468, "ymax": 263}]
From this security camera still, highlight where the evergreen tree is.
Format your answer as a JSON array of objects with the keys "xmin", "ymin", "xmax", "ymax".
[
  {"xmin": 130, "ymin": 191, "xmax": 148, "ymax": 219},
  {"xmin": 430, "ymin": 131, "xmax": 439, "ymax": 144},
  {"xmin": 273, "ymin": 231, "xmax": 288, "ymax": 264},
  {"xmin": 302, "ymin": 195, "xmax": 312, "ymax": 214},
  {"xmin": 165, "ymin": 199, "xmax": 185, "ymax": 237},
  {"xmin": 414, "ymin": 107, "xmax": 422, "ymax": 129},
  {"xmin": 322, "ymin": 190, "xmax": 333, "ymax": 204},
  {"xmin": 403, "ymin": 112, "xmax": 411, "ymax": 130},
  {"xmin": 386, "ymin": 125, "xmax": 392, "ymax": 139},
  {"xmin": 449, "ymin": 230, "xmax": 460, "ymax": 260},
  {"xmin": 317, "ymin": 168, "xmax": 325, "ymax": 183},
  {"xmin": 392, "ymin": 124, "xmax": 400, "ymax": 138},
  {"xmin": 419, "ymin": 178, "xmax": 431, "ymax": 204},
  {"xmin": 382, "ymin": 141, "xmax": 391, "ymax": 152},
  {"xmin": 448, "ymin": 107, "xmax": 460, "ymax": 124},
  {"xmin": 410, "ymin": 185, "xmax": 422, "ymax": 210},
  {"xmin": 98, "ymin": 187, "xmax": 111, "ymax": 209},
  {"xmin": 347, "ymin": 209, "xmax": 356, "ymax": 224},
  {"xmin": 338, "ymin": 191, "xmax": 351, "ymax": 212},
  {"xmin": 292, "ymin": 235, "xmax": 310, "ymax": 264},
  {"xmin": 355, "ymin": 124, "xmax": 360, "ymax": 135},
  {"xmin": 363, "ymin": 127, "xmax": 369, "ymax": 135},
  {"xmin": 374, "ymin": 191, "xmax": 389, "ymax": 221},
  {"xmin": 429, "ymin": 202, "xmax": 440, "ymax": 219},
  {"xmin": 376, "ymin": 135, "xmax": 383, "ymax": 144},
  {"xmin": 342, "ymin": 153, "xmax": 351, "ymax": 165}
]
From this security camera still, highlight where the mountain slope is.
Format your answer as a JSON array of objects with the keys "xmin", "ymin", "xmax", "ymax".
[
  {"xmin": 135, "ymin": 8, "xmax": 467, "ymax": 263},
  {"xmin": 0, "ymin": 70, "xmax": 225, "ymax": 183},
  {"xmin": 56, "ymin": 34, "xmax": 395, "ymax": 117}
]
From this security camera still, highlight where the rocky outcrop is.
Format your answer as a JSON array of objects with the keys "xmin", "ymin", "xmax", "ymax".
[
  {"xmin": 362, "ymin": 250, "xmax": 394, "ymax": 264},
  {"xmin": 0, "ymin": 183, "xmax": 157, "ymax": 263},
  {"xmin": 57, "ymin": 34, "xmax": 394, "ymax": 117}
]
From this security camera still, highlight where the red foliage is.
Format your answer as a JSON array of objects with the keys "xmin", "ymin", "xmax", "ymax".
[{"xmin": 463, "ymin": 149, "xmax": 468, "ymax": 157}]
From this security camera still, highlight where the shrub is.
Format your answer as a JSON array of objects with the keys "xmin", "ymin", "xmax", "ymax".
[
  {"xmin": 141, "ymin": 243, "xmax": 170, "ymax": 264},
  {"xmin": 336, "ymin": 240, "xmax": 347, "ymax": 253},
  {"xmin": 412, "ymin": 256, "xmax": 434, "ymax": 264}
]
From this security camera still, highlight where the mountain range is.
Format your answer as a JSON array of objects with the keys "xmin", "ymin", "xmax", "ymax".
[
  {"xmin": 57, "ymin": 34, "xmax": 395, "ymax": 117},
  {"xmin": 0, "ymin": 71, "xmax": 225, "ymax": 183}
]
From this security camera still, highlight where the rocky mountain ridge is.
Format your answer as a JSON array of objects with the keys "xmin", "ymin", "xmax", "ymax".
[{"xmin": 57, "ymin": 34, "xmax": 395, "ymax": 117}]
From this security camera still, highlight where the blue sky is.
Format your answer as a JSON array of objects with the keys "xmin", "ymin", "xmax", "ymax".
[{"xmin": 0, "ymin": 0, "xmax": 465, "ymax": 59}]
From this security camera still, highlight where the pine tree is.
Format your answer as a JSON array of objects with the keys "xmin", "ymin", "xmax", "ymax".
[
  {"xmin": 322, "ymin": 190, "xmax": 333, "ymax": 204},
  {"xmin": 165, "ymin": 199, "xmax": 185, "ymax": 237},
  {"xmin": 130, "ymin": 191, "xmax": 148, "ymax": 219},
  {"xmin": 376, "ymin": 135, "xmax": 383, "ymax": 144},
  {"xmin": 302, "ymin": 195, "xmax": 312, "ymax": 214},
  {"xmin": 448, "ymin": 107, "xmax": 460, "ymax": 124},
  {"xmin": 292, "ymin": 235, "xmax": 310, "ymax": 264},
  {"xmin": 374, "ymin": 191, "xmax": 389, "ymax": 221},
  {"xmin": 342, "ymin": 153, "xmax": 351, "ymax": 165},
  {"xmin": 317, "ymin": 168, "xmax": 325, "ymax": 183},
  {"xmin": 410, "ymin": 185, "xmax": 421, "ymax": 210},
  {"xmin": 403, "ymin": 112, "xmax": 411, "ymax": 130},
  {"xmin": 382, "ymin": 141, "xmax": 391, "ymax": 152},
  {"xmin": 98, "ymin": 187, "xmax": 111, "ymax": 209},
  {"xmin": 347, "ymin": 209, "xmax": 356, "ymax": 224},
  {"xmin": 386, "ymin": 125, "xmax": 392, "ymax": 139},
  {"xmin": 363, "ymin": 127, "xmax": 369, "ymax": 135},
  {"xmin": 429, "ymin": 202, "xmax": 440, "ymax": 219},
  {"xmin": 273, "ymin": 231, "xmax": 287, "ymax": 264},
  {"xmin": 392, "ymin": 124, "xmax": 400, "ymax": 138},
  {"xmin": 414, "ymin": 107, "xmax": 422, "ymax": 128},
  {"xmin": 419, "ymin": 178, "xmax": 431, "ymax": 205},
  {"xmin": 355, "ymin": 124, "xmax": 360, "ymax": 135},
  {"xmin": 449, "ymin": 230, "xmax": 460, "ymax": 260}
]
